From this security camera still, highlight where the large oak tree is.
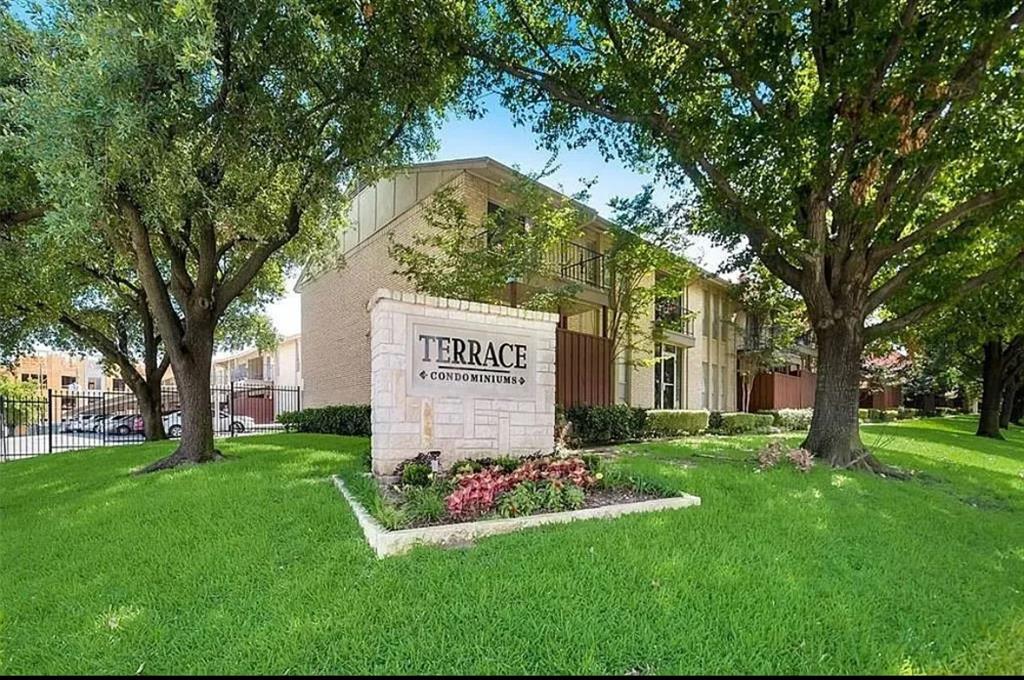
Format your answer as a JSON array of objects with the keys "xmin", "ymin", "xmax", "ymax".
[
  {"xmin": 463, "ymin": 0, "xmax": 1024, "ymax": 469},
  {"xmin": 17, "ymin": 0, "xmax": 468, "ymax": 470}
]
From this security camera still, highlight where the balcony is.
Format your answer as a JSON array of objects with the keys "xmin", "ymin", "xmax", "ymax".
[
  {"xmin": 544, "ymin": 241, "xmax": 609, "ymax": 289},
  {"xmin": 654, "ymin": 298, "xmax": 695, "ymax": 336}
]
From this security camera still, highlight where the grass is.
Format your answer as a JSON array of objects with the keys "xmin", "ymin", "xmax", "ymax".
[{"xmin": 1, "ymin": 416, "xmax": 1022, "ymax": 674}]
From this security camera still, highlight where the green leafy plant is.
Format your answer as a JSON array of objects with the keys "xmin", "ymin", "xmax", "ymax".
[
  {"xmin": 759, "ymin": 409, "xmax": 814, "ymax": 431},
  {"xmin": 277, "ymin": 406, "xmax": 372, "ymax": 436},
  {"xmin": 496, "ymin": 482, "xmax": 543, "ymax": 518},
  {"xmin": 562, "ymin": 484, "xmax": 586, "ymax": 510},
  {"xmin": 717, "ymin": 413, "xmax": 774, "ymax": 435},
  {"xmin": 400, "ymin": 463, "xmax": 433, "ymax": 487},
  {"xmin": 566, "ymin": 404, "xmax": 647, "ymax": 445},
  {"xmin": 402, "ymin": 486, "xmax": 447, "ymax": 524},
  {"xmin": 646, "ymin": 410, "xmax": 709, "ymax": 436}
]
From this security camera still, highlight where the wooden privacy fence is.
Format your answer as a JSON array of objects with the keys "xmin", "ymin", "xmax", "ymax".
[
  {"xmin": 748, "ymin": 370, "xmax": 816, "ymax": 411},
  {"xmin": 555, "ymin": 328, "xmax": 613, "ymax": 408}
]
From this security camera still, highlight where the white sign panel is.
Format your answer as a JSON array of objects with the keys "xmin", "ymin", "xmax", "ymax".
[{"xmin": 406, "ymin": 316, "xmax": 536, "ymax": 399}]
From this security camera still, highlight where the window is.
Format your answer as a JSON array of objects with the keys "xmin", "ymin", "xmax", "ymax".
[
  {"xmin": 712, "ymin": 293, "xmax": 720, "ymax": 339},
  {"xmin": 702, "ymin": 290, "xmax": 711, "ymax": 336},
  {"xmin": 20, "ymin": 373, "xmax": 45, "ymax": 386},
  {"xmin": 615, "ymin": 352, "xmax": 629, "ymax": 404},
  {"xmin": 712, "ymin": 362, "xmax": 720, "ymax": 410},
  {"xmin": 112, "ymin": 378, "xmax": 125, "ymax": 392},
  {"xmin": 654, "ymin": 344, "xmax": 680, "ymax": 409},
  {"xmin": 61, "ymin": 376, "xmax": 76, "ymax": 388},
  {"xmin": 701, "ymin": 362, "xmax": 709, "ymax": 409},
  {"xmin": 720, "ymin": 365, "xmax": 728, "ymax": 411},
  {"xmin": 295, "ymin": 341, "xmax": 301, "ymax": 373},
  {"xmin": 87, "ymin": 378, "xmax": 99, "ymax": 390}
]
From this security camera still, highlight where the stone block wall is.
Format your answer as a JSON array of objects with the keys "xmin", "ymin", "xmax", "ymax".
[{"xmin": 369, "ymin": 289, "xmax": 557, "ymax": 475}]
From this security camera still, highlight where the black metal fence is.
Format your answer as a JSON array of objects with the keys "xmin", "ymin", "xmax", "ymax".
[{"xmin": 0, "ymin": 382, "xmax": 301, "ymax": 462}]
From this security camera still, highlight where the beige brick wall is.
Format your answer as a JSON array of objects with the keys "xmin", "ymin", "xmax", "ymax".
[{"xmin": 303, "ymin": 175, "xmax": 466, "ymax": 406}]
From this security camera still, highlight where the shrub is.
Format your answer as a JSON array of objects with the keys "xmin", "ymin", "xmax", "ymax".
[
  {"xmin": 400, "ymin": 463, "xmax": 433, "ymax": 487},
  {"xmin": 277, "ymin": 405, "xmax": 371, "ymax": 436},
  {"xmin": 936, "ymin": 406, "xmax": 958, "ymax": 417},
  {"xmin": 897, "ymin": 407, "xmax": 919, "ymax": 420},
  {"xmin": 718, "ymin": 412, "xmax": 774, "ymax": 434},
  {"xmin": 497, "ymin": 482, "xmax": 544, "ymax": 518},
  {"xmin": 402, "ymin": 486, "xmax": 447, "ymax": 523},
  {"xmin": 445, "ymin": 456, "xmax": 598, "ymax": 518},
  {"xmin": 708, "ymin": 411, "xmax": 724, "ymax": 431},
  {"xmin": 562, "ymin": 484, "xmax": 586, "ymax": 510},
  {"xmin": 647, "ymin": 409, "xmax": 709, "ymax": 436},
  {"xmin": 565, "ymin": 404, "xmax": 647, "ymax": 445},
  {"xmin": 858, "ymin": 408, "xmax": 900, "ymax": 423},
  {"xmin": 759, "ymin": 408, "xmax": 813, "ymax": 431},
  {"xmin": 448, "ymin": 458, "xmax": 484, "ymax": 475}
]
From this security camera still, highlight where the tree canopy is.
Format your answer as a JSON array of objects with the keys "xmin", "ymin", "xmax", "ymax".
[
  {"xmin": 8, "ymin": 0, "xmax": 470, "ymax": 469},
  {"xmin": 463, "ymin": 0, "xmax": 1024, "ymax": 468}
]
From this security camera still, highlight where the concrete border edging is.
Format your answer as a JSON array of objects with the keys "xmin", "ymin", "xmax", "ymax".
[{"xmin": 332, "ymin": 475, "xmax": 701, "ymax": 558}]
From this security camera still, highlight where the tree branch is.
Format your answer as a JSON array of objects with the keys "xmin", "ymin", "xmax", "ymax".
[
  {"xmin": 119, "ymin": 190, "xmax": 185, "ymax": 349},
  {"xmin": 870, "ymin": 186, "xmax": 1018, "ymax": 264},
  {"xmin": 213, "ymin": 202, "xmax": 302, "ymax": 318},
  {"xmin": 865, "ymin": 249, "xmax": 1024, "ymax": 341}
]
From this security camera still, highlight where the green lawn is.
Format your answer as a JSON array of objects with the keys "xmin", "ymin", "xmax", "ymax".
[{"xmin": 1, "ymin": 417, "xmax": 1022, "ymax": 674}]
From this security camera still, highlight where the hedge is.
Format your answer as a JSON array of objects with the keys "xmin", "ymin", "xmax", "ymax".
[
  {"xmin": 647, "ymin": 409, "xmax": 709, "ymax": 436},
  {"xmin": 758, "ymin": 408, "xmax": 813, "ymax": 431},
  {"xmin": 564, "ymin": 404, "xmax": 647, "ymax": 445},
  {"xmin": 277, "ymin": 405, "xmax": 372, "ymax": 436},
  {"xmin": 718, "ymin": 412, "xmax": 775, "ymax": 434}
]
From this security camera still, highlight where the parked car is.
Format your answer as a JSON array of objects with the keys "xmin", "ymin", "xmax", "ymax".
[
  {"xmin": 162, "ymin": 410, "xmax": 256, "ymax": 438},
  {"xmin": 106, "ymin": 414, "xmax": 139, "ymax": 435},
  {"xmin": 89, "ymin": 414, "xmax": 110, "ymax": 433}
]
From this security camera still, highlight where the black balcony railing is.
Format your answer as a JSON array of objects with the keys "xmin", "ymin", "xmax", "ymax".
[
  {"xmin": 655, "ymin": 298, "xmax": 695, "ymax": 336},
  {"xmin": 545, "ymin": 241, "xmax": 609, "ymax": 289}
]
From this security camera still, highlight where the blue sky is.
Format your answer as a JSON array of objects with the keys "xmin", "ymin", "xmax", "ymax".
[{"xmin": 268, "ymin": 99, "xmax": 730, "ymax": 337}]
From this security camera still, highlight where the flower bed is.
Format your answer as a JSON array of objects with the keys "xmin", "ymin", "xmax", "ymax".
[{"xmin": 363, "ymin": 453, "xmax": 680, "ymax": 531}]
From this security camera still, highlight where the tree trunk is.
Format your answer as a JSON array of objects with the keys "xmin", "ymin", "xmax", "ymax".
[
  {"xmin": 802, "ymin": 322, "xmax": 869, "ymax": 467},
  {"xmin": 921, "ymin": 392, "xmax": 936, "ymax": 417},
  {"xmin": 977, "ymin": 339, "xmax": 1004, "ymax": 439},
  {"xmin": 999, "ymin": 379, "xmax": 1019, "ymax": 429},
  {"xmin": 141, "ymin": 327, "xmax": 219, "ymax": 472},
  {"xmin": 137, "ymin": 384, "xmax": 166, "ymax": 441},
  {"xmin": 1011, "ymin": 389, "xmax": 1024, "ymax": 425}
]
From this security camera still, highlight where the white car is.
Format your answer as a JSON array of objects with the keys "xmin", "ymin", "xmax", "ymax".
[{"xmin": 162, "ymin": 410, "xmax": 256, "ymax": 438}]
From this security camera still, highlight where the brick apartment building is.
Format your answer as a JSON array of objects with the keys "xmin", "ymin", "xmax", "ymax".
[{"xmin": 299, "ymin": 157, "xmax": 817, "ymax": 412}]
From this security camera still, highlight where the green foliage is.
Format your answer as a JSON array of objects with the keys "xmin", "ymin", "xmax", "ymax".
[
  {"xmin": 707, "ymin": 411, "xmax": 724, "ymax": 431},
  {"xmin": 732, "ymin": 262, "xmax": 807, "ymax": 409},
  {"xmin": 717, "ymin": 413, "xmax": 774, "ymax": 435},
  {"xmin": 7, "ymin": 0, "xmax": 469, "ymax": 458},
  {"xmin": 401, "ymin": 485, "xmax": 447, "ymax": 524},
  {"xmin": 0, "ymin": 375, "xmax": 44, "ymax": 429},
  {"xmin": 565, "ymin": 404, "xmax": 647, "ymax": 445},
  {"xmin": 496, "ymin": 481, "xmax": 543, "ymax": 518},
  {"xmin": 277, "ymin": 405, "xmax": 371, "ymax": 437},
  {"xmin": 1, "ymin": 423, "xmax": 1023, "ymax": 673},
  {"xmin": 646, "ymin": 409, "xmax": 708, "ymax": 436},
  {"xmin": 389, "ymin": 164, "xmax": 586, "ymax": 311},
  {"xmin": 759, "ymin": 409, "xmax": 814, "ymax": 431},
  {"xmin": 603, "ymin": 186, "xmax": 696, "ymax": 363},
  {"xmin": 400, "ymin": 462, "xmax": 433, "ymax": 487}
]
